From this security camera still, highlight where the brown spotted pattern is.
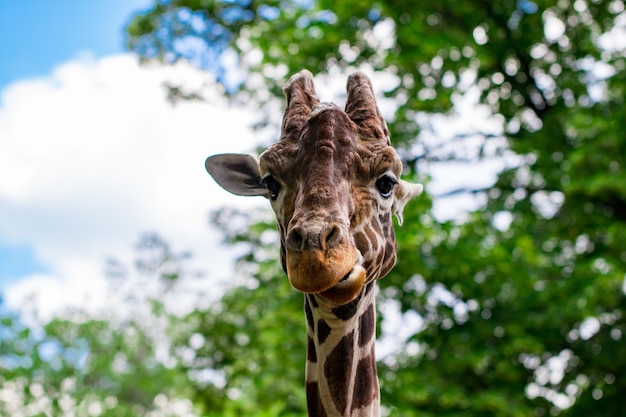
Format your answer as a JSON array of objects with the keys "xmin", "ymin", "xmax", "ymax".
[{"xmin": 305, "ymin": 282, "xmax": 380, "ymax": 416}]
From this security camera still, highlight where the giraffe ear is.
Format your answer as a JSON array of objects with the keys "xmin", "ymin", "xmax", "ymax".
[
  {"xmin": 392, "ymin": 180, "xmax": 423, "ymax": 225},
  {"xmin": 205, "ymin": 153, "xmax": 267, "ymax": 197}
]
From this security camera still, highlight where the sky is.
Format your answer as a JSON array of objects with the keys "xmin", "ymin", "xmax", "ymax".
[
  {"xmin": 0, "ymin": 1, "xmax": 150, "ymax": 88},
  {"xmin": 0, "ymin": 1, "xmax": 266, "ymax": 317},
  {"xmin": 0, "ymin": 1, "xmax": 150, "ymax": 283}
]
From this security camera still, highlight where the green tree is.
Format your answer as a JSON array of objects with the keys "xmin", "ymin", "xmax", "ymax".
[
  {"xmin": 0, "ymin": 234, "xmax": 197, "ymax": 417},
  {"xmin": 126, "ymin": 1, "xmax": 626, "ymax": 415},
  {"xmin": 170, "ymin": 208, "xmax": 306, "ymax": 416}
]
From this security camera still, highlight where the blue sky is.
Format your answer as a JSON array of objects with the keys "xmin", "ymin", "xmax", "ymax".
[
  {"xmin": 0, "ymin": 0, "xmax": 260, "ymax": 313},
  {"xmin": 0, "ymin": 0, "xmax": 152, "ymax": 90},
  {"xmin": 0, "ymin": 1, "xmax": 152, "ymax": 288}
]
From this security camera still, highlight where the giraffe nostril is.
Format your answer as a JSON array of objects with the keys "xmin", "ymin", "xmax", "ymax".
[
  {"xmin": 321, "ymin": 224, "xmax": 341, "ymax": 250},
  {"xmin": 287, "ymin": 227, "xmax": 305, "ymax": 251}
]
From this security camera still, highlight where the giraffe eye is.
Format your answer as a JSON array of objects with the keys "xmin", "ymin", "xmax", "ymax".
[
  {"xmin": 262, "ymin": 176, "xmax": 280, "ymax": 200},
  {"xmin": 375, "ymin": 175, "xmax": 397, "ymax": 199}
]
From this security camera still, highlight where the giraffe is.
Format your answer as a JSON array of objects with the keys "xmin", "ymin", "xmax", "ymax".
[{"xmin": 205, "ymin": 70, "xmax": 422, "ymax": 417}]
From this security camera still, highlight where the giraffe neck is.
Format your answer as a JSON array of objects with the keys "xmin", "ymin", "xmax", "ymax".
[{"xmin": 304, "ymin": 282, "xmax": 380, "ymax": 417}]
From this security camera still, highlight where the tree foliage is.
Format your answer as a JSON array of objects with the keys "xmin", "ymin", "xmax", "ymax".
[
  {"xmin": 0, "ymin": 235, "xmax": 197, "ymax": 417},
  {"xmin": 125, "ymin": 0, "xmax": 626, "ymax": 415},
  {"xmin": 2, "ymin": 1, "xmax": 625, "ymax": 416}
]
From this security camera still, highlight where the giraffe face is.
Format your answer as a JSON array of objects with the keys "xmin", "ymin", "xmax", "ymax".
[
  {"xmin": 205, "ymin": 70, "xmax": 422, "ymax": 305},
  {"xmin": 258, "ymin": 108, "xmax": 409, "ymax": 304}
]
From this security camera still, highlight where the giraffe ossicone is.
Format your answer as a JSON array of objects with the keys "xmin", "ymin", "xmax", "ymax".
[{"xmin": 206, "ymin": 70, "xmax": 422, "ymax": 417}]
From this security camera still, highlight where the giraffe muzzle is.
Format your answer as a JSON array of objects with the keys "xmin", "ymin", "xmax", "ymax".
[
  {"xmin": 286, "ymin": 245, "xmax": 366, "ymax": 305},
  {"xmin": 319, "ymin": 254, "xmax": 366, "ymax": 304}
]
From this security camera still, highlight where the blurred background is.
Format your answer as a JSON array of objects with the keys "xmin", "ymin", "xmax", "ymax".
[{"xmin": 1, "ymin": 1, "xmax": 625, "ymax": 416}]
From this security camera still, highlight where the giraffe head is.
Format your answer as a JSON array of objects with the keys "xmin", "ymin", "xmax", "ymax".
[{"xmin": 206, "ymin": 70, "xmax": 422, "ymax": 305}]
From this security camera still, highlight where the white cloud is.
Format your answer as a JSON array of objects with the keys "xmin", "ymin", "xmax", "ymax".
[{"xmin": 0, "ymin": 54, "xmax": 266, "ymax": 319}]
